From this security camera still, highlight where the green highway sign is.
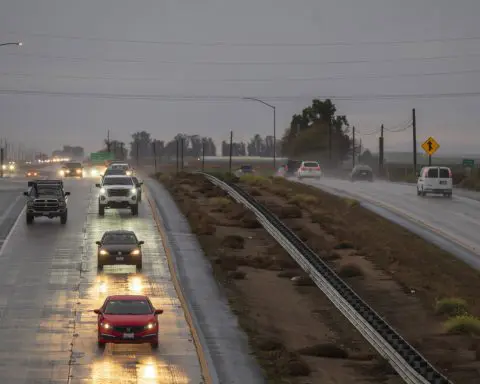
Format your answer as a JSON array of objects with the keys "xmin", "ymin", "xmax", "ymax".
[
  {"xmin": 462, "ymin": 159, "xmax": 475, "ymax": 168},
  {"xmin": 90, "ymin": 151, "xmax": 114, "ymax": 164}
]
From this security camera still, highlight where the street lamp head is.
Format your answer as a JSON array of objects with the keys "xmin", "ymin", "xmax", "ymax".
[{"xmin": 18, "ymin": 42, "xmax": 23, "ymax": 46}]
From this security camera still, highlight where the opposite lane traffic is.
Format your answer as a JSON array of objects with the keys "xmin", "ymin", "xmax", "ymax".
[{"xmin": 301, "ymin": 177, "xmax": 480, "ymax": 258}]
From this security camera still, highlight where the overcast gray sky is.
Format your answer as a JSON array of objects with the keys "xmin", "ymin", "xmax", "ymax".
[{"xmin": 1, "ymin": 0, "xmax": 480, "ymax": 156}]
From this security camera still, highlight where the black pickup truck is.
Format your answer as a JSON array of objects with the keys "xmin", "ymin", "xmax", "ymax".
[{"xmin": 24, "ymin": 180, "xmax": 70, "ymax": 224}]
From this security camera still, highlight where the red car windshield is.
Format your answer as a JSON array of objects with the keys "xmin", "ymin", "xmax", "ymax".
[{"xmin": 104, "ymin": 300, "xmax": 152, "ymax": 315}]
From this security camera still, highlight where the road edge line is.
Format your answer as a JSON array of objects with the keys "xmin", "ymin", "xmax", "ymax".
[
  {"xmin": 145, "ymin": 188, "xmax": 215, "ymax": 384},
  {"xmin": 0, "ymin": 204, "xmax": 26, "ymax": 255}
]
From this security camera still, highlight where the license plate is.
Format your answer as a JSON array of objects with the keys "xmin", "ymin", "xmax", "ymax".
[
  {"xmin": 123, "ymin": 333, "xmax": 134, "ymax": 339},
  {"xmin": 116, "ymin": 256, "xmax": 124, "ymax": 261},
  {"xmin": 360, "ymin": 172, "xmax": 367, "ymax": 175},
  {"xmin": 439, "ymin": 181, "xmax": 447, "ymax": 185}
]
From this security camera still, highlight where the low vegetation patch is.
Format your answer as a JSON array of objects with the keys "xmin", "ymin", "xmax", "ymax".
[
  {"xmin": 435, "ymin": 298, "xmax": 469, "ymax": 317},
  {"xmin": 338, "ymin": 264, "xmax": 364, "ymax": 278},
  {"xmin": 444, "ymin": 315, "xmax": 480, "ymax": 336}
]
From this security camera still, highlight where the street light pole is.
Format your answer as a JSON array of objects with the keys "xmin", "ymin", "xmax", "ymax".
[
  {"xmin": 242, "ymin": 97, "xmax": 276, "ymax": 169},
  {"xmin": 0, "ymin": 42, "xmax": 23, "ymax": 47}
]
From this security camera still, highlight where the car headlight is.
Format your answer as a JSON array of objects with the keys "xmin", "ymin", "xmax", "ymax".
[
  {"xmin": 91, "ymin": 169, "xmax": 98, "ymax": 176},
  {"xmin": 59, "ymin": 201, "xmax": 66, "ymax": 207},
  {"xmin": 59, "ymin": 170, "xmax": 65, "ymax": 176},
  {"xmin": 8, "ymin": 165, "xmax": 14, "ymax": 170},
  {"xmin": 126, "ymin": 170, "xmax": 132, "ymax": 176},
  {"xmin": 27, "ymin": 200, "xmax": 33, "ymax": 206},
  {"xmin": 65, "ymin": 169, "xmax": 70, "ymax": 174},
  {"xmin": 99, "ymin": 249, "xmax": 109, "ymax": 255},
  {"xmin": 1, "ymin": 165, "xmax": 6, "ymax": 170},
  {"xmin": 131, "ymin": 249, "xmax": 140, "ymax": 256},
  {"xmin": 101, "ymin": 322, "xmax": 110, "ymax": 329},
  {"xmin": 76, "ymin": 169, "xmax": 81, "ymax": 174},
  {"xmin": 100, "ymin": 188, "xmax": 106, "ymax": 194},
  {"xmin": 130, "ymin": 188, "xmax": 137, "ymax": 194},
  {"xmin": 145, "ymin": 322, "xmax": 156, "ymax": 330}
]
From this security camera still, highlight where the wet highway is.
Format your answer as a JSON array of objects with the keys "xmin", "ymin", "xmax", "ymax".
[
  {"xmin": 301, "ymin": 176, "xmax": 480, "ymax": 257},
  {"xmin": 0, "ymin": 178, "xmax": 203, "ymax": 383}
]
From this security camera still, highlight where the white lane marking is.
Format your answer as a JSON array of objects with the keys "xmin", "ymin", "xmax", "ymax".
[
  {"xmin": 0, "ymin": 194, "xmax": 23, "ymax": 223},
  {"xmin": 0, "ymin": 205, "xmax": 25, "ymax": 255}
]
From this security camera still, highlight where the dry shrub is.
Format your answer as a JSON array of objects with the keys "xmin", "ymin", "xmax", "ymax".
[
  {"xmin": 278, "ymin": 205, "xmax": 302, "ymax": 219},
  {"xmin": 298, "ymin": 343, "xmax": 349, "ymax": 359},
  {"xmin": 435, "ymin": 298, "xmax": 468, "ymax": 317},
  {"xmin": 338, "ymin": 264, "xmax": 364, "ymax": 278},
  {"xmin": 289, "ymin": 193, "xmax": 318, "ymax": 206},
  {"xmin": 221, "ymin": 235, "xmax": 245, "ymax": 249},
  {"xmin": 334, "ymin": 241, "xmax": 355, "ymax": 250},
  {"xmin": 228, "ymin": 270, "xmax": 246, "ymax": 280},
  {"xmin": 444, "ymin": 315, "xmax": 480, "ymax": 336}
]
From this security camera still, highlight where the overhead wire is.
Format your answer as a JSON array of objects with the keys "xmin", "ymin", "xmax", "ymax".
[{"xmin": 5, "ymin": 30, "xmax": 480, "ymax": 47}]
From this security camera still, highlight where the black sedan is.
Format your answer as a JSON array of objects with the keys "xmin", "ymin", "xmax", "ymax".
[
  {"xmin": 96, "ymin": 230, "xmax": 144, "ymax": 270},
  {"xmin": 350, "ymin": 165, "xmax": 374, "ymax": 182}
]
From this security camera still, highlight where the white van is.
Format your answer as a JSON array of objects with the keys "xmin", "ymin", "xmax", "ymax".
[{"xmin": 416, "ymin": 166, "xmax": 452, "ymax": 197}]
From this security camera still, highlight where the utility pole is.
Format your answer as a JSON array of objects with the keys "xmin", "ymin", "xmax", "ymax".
[
  {"xmin": 412, "ymin": 108, "xmax": 417, "ymax": 174},
  {"xmin": 120, "ymin": 142, "xmax": 124, "ymax": 160},
  {"xmin": 180, "ymin": 137, "xmax": 184, "ymax": 171},
  {"xmin": 229, "ymin": 131, "xmax": 233, "ymax": 174},
  {"xmin": 328, "ymin": 124, "xmax": 332, "ymax": 164},
  {"xmin": 202, "ymin": 139, "xmax": 205, "ymax": 172},
  {"xmin": 152, "ymin": 140, "xmax": 157, "ymax": 173},
  {"xmin": 176, "ymin": 138, "xmax": 179, "ymax": 174},
  {"xmin": 379, "ymin": 124, "xmax": 384, "ymax": 176},
  {"xmin": 273, "ymin": 106, "xmax": 276, "ymax": 169},
  {"xmin": 135, "ymin": 140, "xmax": 139, "ymax": 167},
  {"xmin": 107, "ymin": 130, "xmax": 111, "ymax": 153},
  {"xmin": 352, "ymin": 126, "xmax": 356, "ymax": 168}
]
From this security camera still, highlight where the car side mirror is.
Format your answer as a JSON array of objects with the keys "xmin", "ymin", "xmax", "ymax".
[
  {"xmin": 154, "ymin": 309, "xmax": 163, "ymax": 315},
  {"xmin": 138, "ymin": 241, "xmax": 144, "ymax": 245},
  {"xmin": 95, "ymin": 183, "xmax": 101, "ymax": 188},
  {"xmin": 96, "ymin": 241, "xmax": 101, "ymax": 246},
  {"xmin": 65, "ymin": 192, "xmax": 71, "ymax": 196},
  {"xmin": 23, "ymin": 191, "xmax": 29, "ymax": 196},
  {"xmin": 93, "ymin": 309, "xmax": 101, "ymax": 314}
]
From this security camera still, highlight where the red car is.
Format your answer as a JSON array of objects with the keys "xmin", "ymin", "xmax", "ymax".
[{"xmin": 94, "ymin": 295, "xmax": 163, "ymax": 348}]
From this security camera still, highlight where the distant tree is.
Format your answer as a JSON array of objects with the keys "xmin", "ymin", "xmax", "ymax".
[
  {"xmin": 281, "ymin": 99, "xmax": 350, "ymax": 165},
  {"xmin": 222, "ymin": 141, "xmax": 246, "ymax": 156},
  {"xmin": 130, "ymin": 131, "xmax": 152, "ymax": 163}
]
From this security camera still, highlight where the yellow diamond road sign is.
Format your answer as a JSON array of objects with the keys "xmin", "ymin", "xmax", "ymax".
[{"xmin": 421, "ymin": 136, "xmax": 440, "ymax": 156}]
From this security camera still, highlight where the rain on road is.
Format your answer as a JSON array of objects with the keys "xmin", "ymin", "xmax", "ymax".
[{"xmin": 0, "ymin": 178, "xmax": 203, "ymax": 384}]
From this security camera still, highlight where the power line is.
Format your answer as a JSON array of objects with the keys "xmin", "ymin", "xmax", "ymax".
[
  {"xmin": 6, "ymin": 30, "xmax": 480, "ymax": 47},
  {"xmin": 1, "ymin": 68, "xmax": 480, "ymax": 83},
  {"xmin": 5, "ymin": 51, "xmax": 480, "ymax": 66},
  {"xmin": 1, "ymin": 89, "xmax": 480, "ymax": 101}
]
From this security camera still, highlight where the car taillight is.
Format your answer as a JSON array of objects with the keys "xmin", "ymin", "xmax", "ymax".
[
  {"xmin": 300, "ymin": 167, "xmax": 305, "ymax": 171},
  {"xmin": 448, "ymin": 169, "xmax": 452, "ymax": 177},
  {"xmin": 316, "ymin": 166, "xmax": 321, "ymax": 170}
]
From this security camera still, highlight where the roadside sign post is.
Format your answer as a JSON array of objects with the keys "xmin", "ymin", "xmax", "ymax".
[{"xmin": 421, "ymin": 136, "xmax": 440, "ymax": 166}]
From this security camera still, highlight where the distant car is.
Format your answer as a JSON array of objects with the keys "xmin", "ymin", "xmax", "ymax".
[
  {"xmin": 108, "ymin": 163, "xmax": 131, "ymax": 175},
  {"xmin": 25, "ymin": 169, "xmax": 39, "ymax": 177},
  {"xmin": 350, "ymin": 165, "xmax": 374, "ymax": 182},
  {"xmin": 60, "ymin": 162, "xmax": 83, "ymax": 177},
  {"xmin": 94, "ymin": 295, "xmax": 163, "ymax": 348},
  {"xmin": 234, "ymin": 165, "xmax": 255, "ymax": 177},
  {"xmin": 417, "ymin": 166, "xmax": 452, "ymax": 197},
  {"xmin": 276, "ymin": 165, "xmax": 287, "ymax": 177},
  {"xmin": 131, "ymin": 176, "xmax": 142, "ymax": 202},
  {"xmin": 285, "ymin": 160, "xmax": 302, "ymax": 177},
  {"xmin": 295, "ymin": 161, "xmax": 322, "ymax": 180},
  {"xmin": 96, "ymin": 230, "xmax": 144, "ymax": 270}
]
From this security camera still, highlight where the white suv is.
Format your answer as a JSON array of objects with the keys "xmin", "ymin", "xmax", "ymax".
[
  {"xmin": 96, "ymin": 175, "xmax": 140, "ymax": 216},
  {"xmin": 417, "ymin": 166, "xmax": 453, "ymax": 197},
  {"xmin": 296, "ymin": 161, "xmax": 322, "ymax": 180}
]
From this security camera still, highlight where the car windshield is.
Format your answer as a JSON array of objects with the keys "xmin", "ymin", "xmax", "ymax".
[
  {"xmin": 303, "ymin": 162, "xmax": 319, "ymax": 168},
  {"xmin": 102, "ymin": 233, "xmax": 137, "ymax": 244},
  {"xmin": 103, "ymin": 177, "xmax": 133, "ymax": 186},
  {"xmin": 104, "ymin": 300, "xmax": 152, "ymax": 315},
  {"xmin": 35, "ymin": 187, "xmax": 62, "ymax": 196},
  {"xmin": 105, "ymin": 169, "xmax": 126, "ymax": 176}
]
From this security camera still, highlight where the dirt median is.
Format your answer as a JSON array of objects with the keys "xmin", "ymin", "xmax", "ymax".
[{"xmin": 155, "ymin": 172, "xmax": 403, "ymax": 384}]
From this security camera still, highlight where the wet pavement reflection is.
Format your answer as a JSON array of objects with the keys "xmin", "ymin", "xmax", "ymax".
[
  {"xmin": 0, "ymin": 179, "xmax": 202, "ymax": 383},
  {"xmin": 70, "ymin": 185, "xmax": 202, "ymax": 383}
]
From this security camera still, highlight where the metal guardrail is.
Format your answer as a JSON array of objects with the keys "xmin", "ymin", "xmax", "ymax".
[{"xmin": 200, "ymin": 172, "xmax": 452, "ymax": 384}]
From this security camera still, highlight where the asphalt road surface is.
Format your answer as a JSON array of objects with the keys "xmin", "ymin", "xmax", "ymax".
[
  {"xmin": 0, "ymin": 179, "xmax": 202, "ymax": 383},
  {"xmin": 300, "ymin": 176, "xmax": 480, "ymax": 257}
]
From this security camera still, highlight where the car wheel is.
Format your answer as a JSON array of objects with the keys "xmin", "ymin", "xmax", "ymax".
[
  {"xmin": 417, "ymin": 187, "xmax": 421, "ymax": 196},
  {"xmin": 136, "ymin": 260, "xmax": 143, "ymax": 270},
  {"xmin": 151, "ymin": 340, "xmax": 159, "ymax": 349},
  {"xmin": 98, "ymin": 204, "xmax": 105, "ymax": 216},
  {"xmin": 138, "ymin": 193, "xmax": 142, "ymax": 202},
  {"xmin": 60, "ymin": 212, "xmax": 67, "ymax": 224},
  {"xmin": 26, "ymin": 214, "xmax": 34, "ymax": 225},
  {"xmin": 97, "ymin": 261, "xmax": 103, "ymax": 271},
  {"xmin": 98, "ymin": 340, "xmax": 106, "ymax": 348},
  {"xmin": 131, "ymin": 204, "xmax": 139, "ymax": 216}
]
